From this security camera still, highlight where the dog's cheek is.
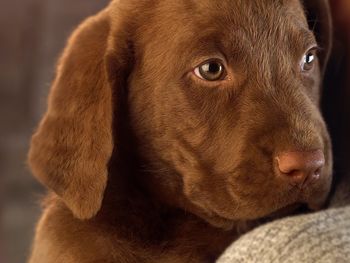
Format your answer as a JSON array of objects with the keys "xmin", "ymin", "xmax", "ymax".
[{"xmin": 301, "ymin": 62, "xmax": 322, "ymax": 105}]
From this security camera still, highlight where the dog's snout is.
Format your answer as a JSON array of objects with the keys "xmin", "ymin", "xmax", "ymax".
[{"xmin": 275, "ymin": 150, "xmax": 325, "ymax": 188}]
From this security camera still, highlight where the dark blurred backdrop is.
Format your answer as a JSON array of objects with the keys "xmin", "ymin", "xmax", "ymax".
[{"xmin": 0, "ymin": 1, "xmax": 108, "ymax": 262}]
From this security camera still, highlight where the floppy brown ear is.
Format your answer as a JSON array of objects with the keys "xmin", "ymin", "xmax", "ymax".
[
  {"xmin": 302, "ymin": 0, "xmax": 333, "ymax": 73},
  {"xmin": 28, "ymin": 8, "xmax": 130, "ymax": 220}
]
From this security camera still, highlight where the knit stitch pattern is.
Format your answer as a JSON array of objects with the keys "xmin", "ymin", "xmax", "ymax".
[{"xmin": 217, "ymin": 206, "xmax": 350, "ymax": 262}]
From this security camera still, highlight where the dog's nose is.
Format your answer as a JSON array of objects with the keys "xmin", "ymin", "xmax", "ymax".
[{"xmin": 275, "ymin": 150, "xmax": 325, "ymax": 187}]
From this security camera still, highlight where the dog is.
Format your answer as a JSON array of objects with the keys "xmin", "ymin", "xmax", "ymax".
[{"xmin": 28, "ymin": 0, "xmax": 333, "ymax": 262}]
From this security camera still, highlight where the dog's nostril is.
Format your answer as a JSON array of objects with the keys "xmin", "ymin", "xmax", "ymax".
[{"xmin": 275, "ymin": 150, "xmax": 325, "ymax": 187}]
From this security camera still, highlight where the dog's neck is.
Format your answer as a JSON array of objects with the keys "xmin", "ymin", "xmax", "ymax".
[{"xmin": 95, "ymin": 156, "xmax": 259, "ymax": 260}]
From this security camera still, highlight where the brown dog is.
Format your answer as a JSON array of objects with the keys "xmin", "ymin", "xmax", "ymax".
[{"xmin": 28, "ymin": 0, "xmax": 333, "ymax": 262}]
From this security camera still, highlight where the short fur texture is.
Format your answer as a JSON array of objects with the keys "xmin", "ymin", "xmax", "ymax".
[{"xmin": 28, "ymin": 0, "xmax": 333, "ymax": 262}]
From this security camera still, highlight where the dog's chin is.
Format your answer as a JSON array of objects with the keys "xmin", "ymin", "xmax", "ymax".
[
  {"xmin": 258, "ymin": 189, "xmax": 331, "ymax": 222},
  {"xmin": 196, "ymin": 205, "xmax": 300, "ymax": 232},
  {"xmin": 192, "ymin": 202, "xmax": 298, "ymax": 231},
  {"xmin": 304, "ymin": 191, "xmax": 330, "ymax": 211},
  {"xmin": 189, "ymin": 179, "xmax": 332, "ymax": 231},
  {"xmin": 197, "ymin": 197, "xmax": 329, "ymax": 231},
  {"xmin": 266, "ymin": 203, "xmax": 306, "ymax": 219},
  {"xmin": 300, "ymin": 180, "xmax": 332, "ymax": 212},
  {"xmin": 266, "ymin": 199, "xmax": 329, "ymax": 221},
  {"xmin": 266, "ymin": 192, "xmax": 330, "ymax": 220}
]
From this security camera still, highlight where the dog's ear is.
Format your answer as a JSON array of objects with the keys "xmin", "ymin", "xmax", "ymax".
[
  {"xmin": 28, "ymin": 8, "xmax": 132, "ymax": 220},
  {"xmin": 302, "ymin": 0, "xmax": 333, "ymax": 73}
]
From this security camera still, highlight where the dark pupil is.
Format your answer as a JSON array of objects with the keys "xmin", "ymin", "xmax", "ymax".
[
  {"xmin": 306, "ymin": 53, "xmax": 314, "ymax": 64},
  {"xmin": 200, "ymin": 62, "xmax": 222, "ymax": 80},
  {"xmin": 208, "ymin": 63, "xmax": 221, "ymax": 73}
]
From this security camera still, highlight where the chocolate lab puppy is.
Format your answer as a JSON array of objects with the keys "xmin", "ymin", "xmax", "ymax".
[{"xmin": 28, "ymin": 0, "xmax": 333, "ymax": 262}]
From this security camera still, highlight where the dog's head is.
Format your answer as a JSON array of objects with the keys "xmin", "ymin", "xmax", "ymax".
[{"xmin": 29, "ymin": 0, "xmax": 333, "ymax": 228}]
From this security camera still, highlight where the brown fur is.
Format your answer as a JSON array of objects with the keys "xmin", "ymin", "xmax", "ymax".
[{"xmin": 28, "ymin": 0, "xmax": 333, "ymax": 262}]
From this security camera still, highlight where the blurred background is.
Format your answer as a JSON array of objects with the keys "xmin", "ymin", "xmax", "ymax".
[
  {"xmin": 0, "ymin": 1, "xmax": 108, "ymax": 262},
  {"xmin": 0, "ymin": 1, "xmax": 349, "ymax": 263}
]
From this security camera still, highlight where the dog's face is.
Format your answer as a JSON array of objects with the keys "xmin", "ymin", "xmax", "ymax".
[
  {"xmin": 127, "ymin": 0, "xmax": 332, "ymax": 226},
  {"xmin": 29, "ymin": 0, "xmax": 333, "ymax": 228}
]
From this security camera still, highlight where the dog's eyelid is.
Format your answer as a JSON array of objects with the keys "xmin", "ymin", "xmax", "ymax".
[
  {"xmin": 192, "ymin": 56, "xmax": 228, "ymax": 69},
  {"xmin": 309, "ymin": 45, "xmax": 321, "ymax": 52},
  {"xmin": 313, "ymin": 46, "xmax": 324, "ymax": 55}
]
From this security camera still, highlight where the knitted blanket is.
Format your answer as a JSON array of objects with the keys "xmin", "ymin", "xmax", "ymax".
[
  {"xmin": 217, "ymin": 207, "xmax": 350, "ymax": 263},
  {"xmin": 217, "ymin": 175, "xmax": 350, "ymax": 263}
]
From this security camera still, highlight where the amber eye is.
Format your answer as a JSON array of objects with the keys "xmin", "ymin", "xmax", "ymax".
[
  {"xmin": 194, "ymin": 60, "xmax": 226, "ymax": 81},
  {"xmin": 301, "ymin": 49, "xmax": 317, "ymax": 72}
]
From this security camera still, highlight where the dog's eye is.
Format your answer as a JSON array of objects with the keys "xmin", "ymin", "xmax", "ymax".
[
  {"xmin": 301, "ymin": 49, "xmax": 317, "ymax": 72},
  {"xmin": 194, "ymin": 60, "xmax": 226, "ymax": 81}
]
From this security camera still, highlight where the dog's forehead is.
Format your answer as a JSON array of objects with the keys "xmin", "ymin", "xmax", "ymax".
[
  {"xmin": 145, "ymin": 1, "xmax": 310, "ymax": 53},
  {"xmin": 144, "ymin": 0, "xmax": 310, "ymax": 49},
  {"xmin": 154, "ymin": 0, "xmax": 302, "ymax": 20},
  {"xmin": 184, "ymin": 0, "xmax": 307, "ymax": 30},
  {"xmin": 187, "ymin": 0, "xmax": 303, "ymax": 15}
]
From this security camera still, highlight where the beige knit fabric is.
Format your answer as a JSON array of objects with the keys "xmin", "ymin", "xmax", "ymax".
[
  {"xmin": 217, "ymin": 206, "xmax": 350, "ymax": 263},
  {"xmin": 217, "ymin": 168, "xmax": 350, "ymax": 263}
]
